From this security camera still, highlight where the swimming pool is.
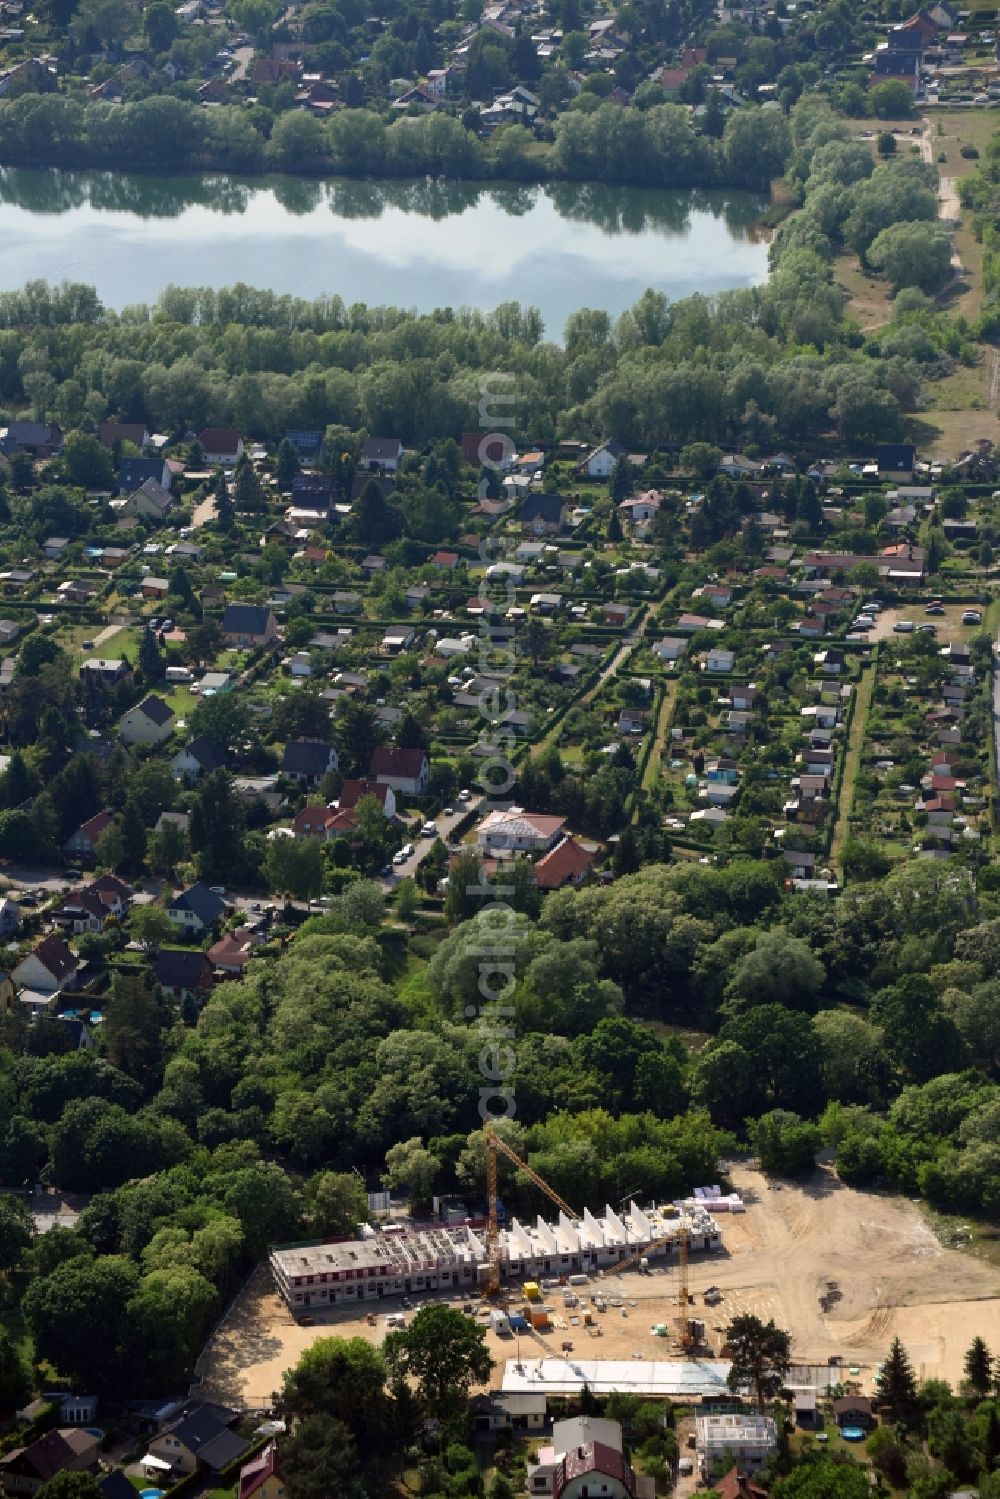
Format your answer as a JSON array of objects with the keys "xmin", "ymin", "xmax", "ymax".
[{"xmin": 840, "ymin": 1426, "xmax": 866, "ymax": 1442}]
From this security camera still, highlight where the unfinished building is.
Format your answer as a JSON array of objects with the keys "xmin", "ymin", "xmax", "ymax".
[{"xmin": 269, "ymin": 1201, "xmax": 723, "ymax": 1312}]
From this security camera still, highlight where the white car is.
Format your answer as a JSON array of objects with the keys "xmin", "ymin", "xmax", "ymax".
[
  {"xmin": 851, "ymin": 616, "xmax": 875, "ymax": 631},
  {"xmin": 392, "ymin": 850, "xmax": 407, "ymax": 865},
  {"xmin": 893, "ymin": 620, "xmax": 915, "ymax": 633},
  {"xmin": 962, "ymin": 609, "xmax": 983, "ymax": 624},
  {"xmin": 458, "ymin": 788, "xmax": 471, "ymax": 802},
  {"xmin": 420, "ymin": 822, "xmax": 437, "ymax": 837}
]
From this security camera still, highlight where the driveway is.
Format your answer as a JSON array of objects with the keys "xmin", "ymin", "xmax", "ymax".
[{"xmin": 386, "ymin": 795, "xmax": 484, "ymax": 882}]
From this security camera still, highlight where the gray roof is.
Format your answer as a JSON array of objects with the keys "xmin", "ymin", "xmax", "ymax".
[
  {"xmin": 169, "ymin": 882, "xmax": 226, "ymax": 925},
  {"xmin": 222, "ymin": 602, "xmax": 272, "ymax": 636},
  {"xmin": 135, "ymin": 695, "xmax": 174, "ymax": 726}
]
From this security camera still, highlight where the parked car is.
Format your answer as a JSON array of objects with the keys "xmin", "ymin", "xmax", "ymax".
[
  {"xmin": 420, "ymin": 821, "xmax": 436, "ymax": 837},
  {"xmin": 925, "ymin": 604, "xmax": 945, "ymax": 615},
  {"xmin": 392, "ymin": 850, "xmax": 407, "ymax": 865},
  {"xmin": 916, "ymin": 623, "xmax": 938, "ymax": 634},
  {"xmin": 893, "ymin": 620, "xmax": 915, "ymax": 633},
  {"xmin": 962, "ymin": 609, "xmax": 983, "ymax": 624},
  {"xmin": 458, "ymin": 788, "xmax": 471, "ymax": 802}
]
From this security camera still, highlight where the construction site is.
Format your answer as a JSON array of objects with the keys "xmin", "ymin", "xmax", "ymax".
[{"xmin": 196, "ymin": 1151, "xmax": 1000, "ymax": 1412}]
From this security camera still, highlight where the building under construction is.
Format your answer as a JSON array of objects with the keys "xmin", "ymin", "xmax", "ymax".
[{"xmin": 269, "ymin": 1201, "xmax": 723, "ymax": 1312}]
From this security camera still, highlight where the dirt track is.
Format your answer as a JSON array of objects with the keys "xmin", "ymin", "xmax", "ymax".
[{"xmin": 196, "ymin": 1163, "xmax": 1000, "ymax": 1407}]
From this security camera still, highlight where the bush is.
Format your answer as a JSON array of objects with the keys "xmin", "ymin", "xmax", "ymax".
[{"xmin": 961, "ymin": 144, "xmax": 980, "ymax": 158}]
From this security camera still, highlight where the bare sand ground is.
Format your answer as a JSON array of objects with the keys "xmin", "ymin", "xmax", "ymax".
[{"xmin": 196, "ymin": 1163, "xmax": 1000, "ymax": 1408}]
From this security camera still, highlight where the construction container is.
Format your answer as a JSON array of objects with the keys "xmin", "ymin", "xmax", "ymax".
[
  {"xmin": 567, "ymin": 1273, "xmax": 589, "ymax": 1286},
  {"xmin": 583, "ymin": 1311, "xmax": 594, "ymax": 1326},
  {"xmin": 508, "ymin": 1312, "xmax": 528, "ymax": 1331},
  {"xmin": 523, "ymin": 1281, "xmax": 541, "ymax": 1301},
  {"xmin": 529, "ymin": 1307, "xmax": 550, "ymax": 1330},
  {"xmin": 490, "ymin": 1310, "xmax": 511, "ymax": 1336},
  {"xmin": 385, "ymin": 1313, "xmax": 406, "ymax": 1329}
]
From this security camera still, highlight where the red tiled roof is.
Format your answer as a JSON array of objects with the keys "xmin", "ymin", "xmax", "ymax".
[
  {"xmin": 370, "ymin": 747, "xmax": 427, "ymax": 779},
  {"xmin": 533, "ymin": 836, "xmax": 595, "ymax": 890},
  {"xmin": 240, "ymin": 1443, "xmax": 284, "ymax": 1499},
  {"xmin": 554, "ymin": 1442, "xmax": 635, "ymax": 1499},
  {"xmin": 32, "ymin": 935, "xmax": 77, "ymax": 982},
  {"xmin": 339, "ymin": 779, "xmax": 392, "ymax": 809}
]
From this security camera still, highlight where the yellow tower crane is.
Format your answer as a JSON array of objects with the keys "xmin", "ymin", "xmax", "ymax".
[
  {"xmin": 483, "ymin": 1124, "xmax": 579, "ymax": 1298},
  {"xmin": 608, "ymin": 1214, "xmax": 697, "ymax": 1352}
]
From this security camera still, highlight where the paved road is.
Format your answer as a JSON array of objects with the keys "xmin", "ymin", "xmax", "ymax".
[{"xmin": 386, "ymin": 795, "xmax": 484, "ymax": 882}]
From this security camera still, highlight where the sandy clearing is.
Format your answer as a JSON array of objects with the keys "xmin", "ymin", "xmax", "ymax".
[{"xmin": 196, "ymin": 1164, "xmax": 1000, "ymax": 1408}]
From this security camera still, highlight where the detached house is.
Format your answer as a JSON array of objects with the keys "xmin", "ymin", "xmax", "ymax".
[
  {"xmin": 153, "ymin": 948, "xmax": 214, "ymax": 1003},
  {"xmin": 281, "ymin": 739, "xmax": 338, "ymax": 787},
  {"xmin": 477, "ymin": 807, "xmax": 566, "ymax": 854},
  {"xmin": 125, "ymin": 477, "xmax": 173, "ymax": 522},
  {"xmin": 119, "ymin": 695, "xmax": 174, "ymax": 747},
  {"xmin": 369, "ymin": 747, "xmax": 430, "ymax": 796},
  {"xmin": 118, "ymin": 456, "xmax": 170, "ymax": 493},
  {"xmin": 167, "ymin": 882, "xmax": 227, "ymax": 937},
  {"xmin": 144, "ymin": 1404, "xmax": 248, "ymax": 1480},
  {"xmin": 361, "ymin": 437, "xmax": 403, "ymax": 474},
  {"xmin": 172, "ymin": 736, "xmax": 225, "ymax": 779},
  {"xmin": 519, "ymin": 493, "xmax": 566, "ymax": 536},
  {"xmin": 0, "ymin": 1428, "xmax": 100, "ymax": 1496},
  {"xmin": 238, "ymin": 1444, "xmax": 286, "ymax": 1499},
  {"xmin": 221, "ymin": 603, "xmax": 279, "ymax": 649},
  {"xmin": 13, "ymin": 935, "xmax": 79, "ymax": 995},
  {"xmin": 64, "ymin": 810, "xmax": 114, "ymax": 862},
  {"xmin": 198, "ymin": 428, "xmax": 244, "ymax": 466}
]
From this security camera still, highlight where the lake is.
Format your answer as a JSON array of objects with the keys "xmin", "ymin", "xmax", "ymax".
[{"xmin": 0, "ymin": 167, "xmax": 770, "ymax": 336}]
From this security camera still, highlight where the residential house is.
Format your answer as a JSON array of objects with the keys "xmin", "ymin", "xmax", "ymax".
[
  {"xmin": 153, "ymin": 948, "xmax": 214, "ymax": 1003},
  {"xmin": 119, "ymin": 695, "xmax": 174, "ymax": 747},
  {"xmin": 208, "ymin": 927, "xmax": 261, "ymax": 977},
  {"xmin": 696, "ymin": 1415, "xmax": 777, "ymax": 1480},
  {"xmin": 705, "ymin": 648, "xmax": 735, "ymax": 673},
  {"xmin": 238, "ymin": 1444, "xmax": 286, "ymax": 1499},
  {"xmin": 63, "ymin": 810, "xmax": 114, "ymax": 862},
  {"xmin": 167, "ymin": 883, "xmax": 227, "ymax": 937},
  {"xmin": 714, "ymin": 1469, "xmax": 770, "ymax": 1499},
  {"xmin": 87, "ymin": 873, "xmax": 133, "ymax": 920},
  {"xmin": 221, "ymin": 603, "xmax": 278, "ymax": 649},
  {"xmin": 13, "ymin": 936, "xmax": 78, "ymax": 994},
  {"xmin": 533, "ymin": 836, "xmax": 595, "ymax": 890},
  {"xmin": 477, "ymin": 807, "xmax": 566, "ymax": 855},
  {"xmin": 118, "ymin": 456, "xmax": 170, "ymax": 493},
  {"xmin": 876, "ymin": 443, "xmax": 916, "ymax": 478},
  {"xmin": 339, "ymin": 779, "xmax": 396, "ymax": 818},
  {"xmin": 99, "ymin": 420, "xmax": 150, "ymax": 450},
  {"xmin": 832, "ymin": 1396, "xmax": 875, "ymax": 1430},
  {"xmin": 718, "ymin": 453, "xmax": 763, "ymax": 479},
  {"xmin": 80, "ymin": 658, "xmax": 130, "ymax": 687},
  {"xmin": 43, "ymin": 537, "xmax": 69, "ymax": 561},
  {"xmin": 579, "ymin": 439, "xmax": 625, "ymax": 478},
  {"xmin": 0, "ymin": 1429, "xmax": 100, "ymax": 1496},
  {"xmin": 281, "ymin": 739, "xmax": 338, "ymax": 787},
  {"xmin": 653, "ymin": 637, "xmax": 689, "ymax": 663},
  {"xmin": 141, "ymin": 577, "xmax": 169, "ymax": 601},
  {"xmin": 471, "ymin": 1393, "xmax": 547, "ymax": 1435},
  {"xmin": 198, "ymin": 428, "xmax": 244, "ymax": 465},
  {"xmin": 125, "ymin": 477, "xmax": 173, "ymax": 522},
  {"xmin": 618, "ymin": 707, "xmax": 649, "ymax": 735},
  {"xmin": 51, "ymin": 888, "xmax": 110, "ymax": 936},
  {"xmin": 527, "ymin": 1417, "xmax": 653, "ymax": 1499},
  {"xmin": 604, "ymin": 602, "xmax": 631, "ymax": 626},
  {"xmin": 172, "ymin": 736, "xmax": 225, "ymax": 779},
  {"xmin": 0, "ymin": 421, "xmax": 62, "ymax": 456},
  {"xmin": 144, "ymin": 1405, "xmax": 248, "ymax": 1480},
  {"xmin": 369, "ymin": 747, "xmax": 430, "ymax": 796},
  {"xmin": 283, "ymin": 429, "xmax": 323, "ymax": 461},
  {"xmin": 0, "ymin": 897, "xmax": 19, "ymax": 938},
  {"xmin": 361, "ymin": 437, "xmax": 404, "ymax": 473},
  {"xmin": 291, "ymin": 804, "xmax": 355, "ymax": 840},
  {"xmin": 519, "ymin": 494, "xmax": 567, "ymax": 535}
]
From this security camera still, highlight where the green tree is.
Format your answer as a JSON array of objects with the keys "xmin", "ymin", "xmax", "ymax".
[
  {"xmin": 63, "ymin": 431, "xmax": 113, "ymax": 489},
  {"xmin": 266, "ymin": 835, "xmax": 323, "ymax": 902},
  {"xmin": 383, "ymin": 1136, "xmax": 440, "ymax": 1213},
  {"xmin": 384, "ymin": 1302, "xmax": 493, "ymax": 1417},
  {"xmin": 0, "ymin": 1193, "xmax": 34, "ymax": 1269},
  {"xmin": 751, "ymin": 1110, "xmax": 820, "ymax": 1177},
  {"xmin": 725, "ymin": 1313, "xmax": 791, "ymax": 1408},
  {"xmin": 36, "ymin": 1475, "xmax": 105, "ymax": 1499},
  {"xmin": 868, "ymin": 220, "xmax": 953, "ymax": 295},
  {"xmin": 964, "ymin": 1335, "xmax": 993, "ymax": 1400},
  {"xmin": 125, "ymin": 903, "xmax": 174, "ymax": 954},
  {"xmin": 280, "ymin": 1417, "xmax": 366, "ymax": 1499},
  {"xmin": 868, "ymin": 79, "xmax": 915, "ymax": 118},
  {"xmin": 0, "ymin": 1329, "xmax": 31, "ymax": 1414},
  {"xmin": 279, "ymin": 1336, "xmax": 394, "ymax": 1466},
  {"xmin": 144, "ymin": 0, "xmax": 178, "ymax": 50},
  {"xmin": 308, "ymin": 1171, "xmax": 369, "ymax": 1237},
  {"xmin": 875, "ymin": 1336, "xmax": 919, "ymax": 1422}
]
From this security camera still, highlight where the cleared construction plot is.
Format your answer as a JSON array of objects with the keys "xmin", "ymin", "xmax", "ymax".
[{"xmin": 196, "ymin": 1162, "xmax": 1000, "ymax": 1409}]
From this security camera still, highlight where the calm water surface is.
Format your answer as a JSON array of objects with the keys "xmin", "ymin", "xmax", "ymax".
[{"xmin": 0, "ymin": 167, "xmax": 769, "ymax": 334}]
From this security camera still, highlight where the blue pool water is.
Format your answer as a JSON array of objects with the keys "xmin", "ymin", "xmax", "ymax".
[
  {"xmin": 840, "ymin": 1427, "xmax": 865, "ymax": 1442},
  {"xmin": 140, "ymin": 1489, "xmax": 166, "ymax": 1498}
]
